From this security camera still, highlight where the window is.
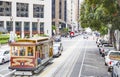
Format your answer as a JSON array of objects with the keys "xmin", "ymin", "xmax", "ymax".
[
  {"xmin": 20, "ymin": 47, "xmax": 26, "ymax": 56},
  {"xmin": 32, "ymin": 22, "xmax": 37, "ymax": 32},
  {"xmin": 17, "ymin": 3, "xmax": 29, "ymax": 17},
  {"xmin": 33, "ymin": 4, "xmax": 44, "ymax": 18},
  {"xmin": 27, "ymin": 47, "xmax": 33, "ymax": 56},
  {"xmin": 0, "ymin": 1, "xmax": 11, "ymax": 16},
  {"xmin": 24, "ymin": 22, "xmax": 29, "ymax": 31},
  {"xmin": 12, "ymin": 46, "xmax": 18, "ymax": 56},
  {"xmin": 15, "ymin": 22, "xmax": 21, "ymax": 32},
  {"xmin": 6, "ymin": 21, "xmax": 13, "ymax": 32}
]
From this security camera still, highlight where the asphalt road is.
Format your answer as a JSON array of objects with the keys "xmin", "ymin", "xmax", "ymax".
[
  {"xmin": 0, "ymin": 35, "xmax": 111, "ymax": 77},
  {"xmin": 70, "ymin": 39, "xmax": 111, "ymax": 77}
]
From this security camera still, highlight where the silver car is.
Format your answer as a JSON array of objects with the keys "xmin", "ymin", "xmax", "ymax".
[
  {"xmin": 53, "ymin": 42, "xmax": 63, "ymax": 57},
  {"xmin": 112, "ymin": 61, "xmax": 120, "ymax": 77}
]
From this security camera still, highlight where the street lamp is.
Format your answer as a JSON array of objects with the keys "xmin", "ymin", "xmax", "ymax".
[
  {"xmin": 10, "ymin": 16, "xmax": 13, "ymax": 32},
  {"xmin": 37, "ymin": 19, "xmax": 40, "ymax": 34}
]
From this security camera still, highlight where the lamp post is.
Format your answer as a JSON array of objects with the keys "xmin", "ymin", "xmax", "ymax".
[
  {"xmin": 10, "ymin": 16, "xmax": 13, "ymax": 32},
  {"xmin": 37, "ymin": 19, "xmax": 40, "ymax": 34}
]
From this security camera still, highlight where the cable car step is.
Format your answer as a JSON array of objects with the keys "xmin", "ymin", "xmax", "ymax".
[{"xmin": 14, "ymin": 71, "xmax": 32, "ymax": 76}]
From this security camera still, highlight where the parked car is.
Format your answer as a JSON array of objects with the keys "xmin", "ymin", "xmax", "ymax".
[
  {"xmin": 104, "ymin": 50, "xmax": 120, "ymax": 72},
  {"xmin": 111, "ymin": 61, "xmax": 120, "ymax": 77},
  {"xmin": 83, "ymin": 34, "xmax": 88, "ymax": 39},
  {"xmin": 0, "ymin": 48, "xmax": 10, "ymax": 64},
  {"xmin": 53, "ymin": 42, "xmax": 63, "ymax": 57},
  {"xmin": 102, "ymin": 47, "xmax": 115, "ymax": 57},
  {"xmin": 96, "ymin": 38, "xmax": 102, "ymax": 47},
  {"xmin": 99, "ymin": 43, "xmax": 113, "ymax": 55}
]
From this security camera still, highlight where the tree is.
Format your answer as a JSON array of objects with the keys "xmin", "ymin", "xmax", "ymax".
[
  {"xmin": 80, "ymin": 0, "xmax": 120, "ymax": 49},
  {"xmin": 80, "ymin": 0, "xmax": 120, "ymax": 34},
  {"xmin": 52, "ymin": 25, "xmax": 57, "ymax": 35}
]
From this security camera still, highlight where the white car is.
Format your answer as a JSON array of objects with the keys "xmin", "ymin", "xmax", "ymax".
[
  {"xmin": 0, "ymin": 47, "xmax": 10, "ymax": 64},
  {"xmin": 112, "ymin": 61, "xmax": 120, "ymax": 77},
  {"xmin": 53, "ymin": 42, "xmax": 63, "ymax": 57},
  {"xmin": 105, "ymin": 50, "xmax": 120, "ymax": 72}
]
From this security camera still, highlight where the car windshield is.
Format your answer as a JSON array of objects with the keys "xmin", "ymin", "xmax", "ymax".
[
  {"xmin": 103, "ymin": 44, "xmax": 113, "ymax": 47},
  {"xmin": 109, "ymin": 52, "xmax": 120, "ymax": 60}
]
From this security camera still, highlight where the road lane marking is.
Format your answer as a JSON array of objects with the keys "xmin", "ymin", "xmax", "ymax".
[{"xmin": 78, "ymin": 41, "xmax": 87, "ymax": 77}]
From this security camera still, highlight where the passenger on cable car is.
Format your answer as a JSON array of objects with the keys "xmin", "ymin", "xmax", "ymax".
[{"xmin": 28, "ymin": 47, "xmax": 33, "ymax": 56}]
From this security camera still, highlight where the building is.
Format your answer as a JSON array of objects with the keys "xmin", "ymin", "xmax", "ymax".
[
  {"xmin": 52, "ymin": 0, "xmax": 67, "ymax": 35},
  {"xmin": 0, "ymin": 0, "xmax": 52, "ymax": 38},
  {"xmin": 66, "ymin": 0, "xmax": 82, "ymax": 32}
]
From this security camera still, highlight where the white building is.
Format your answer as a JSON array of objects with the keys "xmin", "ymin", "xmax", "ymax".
[
  {"xmin": 0, "ymin": 0, "xmax": 52, "ymax": 38},
  {"xmin": 66, "ymin": 0, "xmax": 83, "ymax": 32}
]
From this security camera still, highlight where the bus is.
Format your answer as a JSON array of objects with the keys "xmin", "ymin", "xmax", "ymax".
[{"xmin": 9, "ymin": 36, "xmax": 53, "ymax": 76}]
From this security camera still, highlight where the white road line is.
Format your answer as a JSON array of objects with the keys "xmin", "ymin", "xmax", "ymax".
[{"xmin": 78, "ymin": 42, "xmax": 87, "ymax": 77}]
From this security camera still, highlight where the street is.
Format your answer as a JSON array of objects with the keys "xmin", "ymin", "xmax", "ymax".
[{"xmin": 0, "ymin": 35, "xmax": 111, "ymax": 77}]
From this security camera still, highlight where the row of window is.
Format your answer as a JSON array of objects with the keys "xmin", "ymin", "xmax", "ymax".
[
  {"xmin": 0, "ymin": 21, "xmax": 44, "ymax": 33},
  {"xmin": 0, "ymin": 1, "xmax": 44, "ymax": 18}
]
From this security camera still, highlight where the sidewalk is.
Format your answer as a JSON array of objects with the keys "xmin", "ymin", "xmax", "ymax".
[{"xmin": 0, "ymin": 44, "xmax": 9, "ymax": 49}]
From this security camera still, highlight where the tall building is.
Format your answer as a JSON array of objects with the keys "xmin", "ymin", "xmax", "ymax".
[
  {"xmin": 52, "ymin": 0, "xmax": 67, "ymax": 34},
  {"xmin": 0, "ymin": 0, "xmax": 52, "ymax": 38},
  {"xmin": 66, "ymin": 0, "xmax": 82, "ymax": 32}
]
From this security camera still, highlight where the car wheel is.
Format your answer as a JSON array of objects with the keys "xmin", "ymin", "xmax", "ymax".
[
  {"xmin": 108, "ymin": 68, "xmax": 112, "ymax": 72},
  {"xmin": 105, "ymin": 62, "xmax": 107, "ymax": 66},
  {"xmin": 102, "ymin": 54, "xmax": 105, "ymax": 57}
]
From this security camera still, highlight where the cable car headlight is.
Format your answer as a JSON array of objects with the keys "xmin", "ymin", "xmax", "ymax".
[{"xmin": 21, "ymin": 62, "xmax": 24, "ymax": 66}]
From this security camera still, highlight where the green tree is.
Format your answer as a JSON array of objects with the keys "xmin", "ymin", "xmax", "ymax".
[
  {"xmin": 80, "ymin": 0, "xmax": 120, "ymax": 34},
  {"xmin": 52, "ymin": 25, "xmax": 57, "ymax": 35},
  {"xmin": 80, "ymin": 0, "xmax": 120, "ymax": 49}
]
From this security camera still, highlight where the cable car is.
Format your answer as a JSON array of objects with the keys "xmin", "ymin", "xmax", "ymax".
[{"xmin": 9, "ymin": 36, "xmax": 53, "ymax": 76}]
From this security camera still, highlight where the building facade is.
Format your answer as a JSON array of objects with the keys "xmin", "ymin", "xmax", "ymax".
[
  {"xmin": 0, "ymin": 0, "xmax": 52, "ymax": 38},
  {"xmin": 66, "ymin": 0, "xmax": 82, "ymax": 32},
  {"xmin": 52, "ymin": 0, "xmax": 67, "ymax": 34}
]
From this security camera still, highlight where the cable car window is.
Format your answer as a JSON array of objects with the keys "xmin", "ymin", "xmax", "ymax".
[
  {"xmin": 12, "ymin": 46, "xmax": 18, "ymax": 56},
  {"xmin": 28, "ymin": 47, "xmax": 33, "ymax": 56},
  {"xmin": 20, "ymin": 47, "xmax": 26, "ymax": 56}
]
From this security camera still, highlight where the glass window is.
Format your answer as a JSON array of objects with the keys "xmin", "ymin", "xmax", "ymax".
[
  {"xmin": 16, "ymin": 3, "xmax": 29, "ymax": 17},
  {"xmin": 33, "ymin": 4, "xmax": 44, "ymax": 18},
  {"xmin": 32, "ymin": 22, "xmax": 37, "ymax": 32},
  {"xmin": 15, "ymin": 22, "xmax": 21, "ymax": 32},
  {"xmin": 6, "ymin": 21, "xmax": 13, "ymax": 32},
  {"xmin": 19, "ymin": 47, "xmax": 26, "ymax": 56},
  {"xmin": 0, "ymin": 1, "xmax": 11, "ymax": 16},
  {"xmin": 24, "ymin": 22, "xmax": 29, "ymax": 31},
  {"xmin": 27, "ymin": 47, "xmax": 33, "ymax": 56},
  {"xmin": 12, "ymin": 46, "xmax": 18, "ymax": 56},
  {"xmin": 0, "ymin": 21, "xmax": 4, "ymax": 27}
]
